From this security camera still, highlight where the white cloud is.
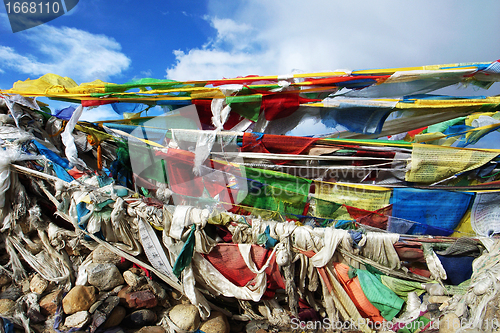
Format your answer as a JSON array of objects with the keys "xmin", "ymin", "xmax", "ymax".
[
  {"xmin": 166, "ymin": 0, "xmax": 500, "ymax": 81},
  {"xmin": 166, "ymin": 16, "xmax": 259, "ymax": 80},
  {"xmin": 208, "ymin": 17, "xmax": 253, "ymax": 49},
  {"xmin": 167, "ymin": 48, "xmax": 261, "ymax": 81},
  {"xmin": 140, "ymin": 69, "xmax": 153, "ymax": 77},
  {"xmin": 0, "ymin": 24, "xmax": 130, "ymax": 82}
]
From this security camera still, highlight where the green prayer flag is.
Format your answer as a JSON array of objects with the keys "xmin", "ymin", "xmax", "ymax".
[
  {"xmin": 238, "ymin": 166, "xmax": 311, "ymax": 217},
  {"xmin": 172, "ymin": 225, "xmax": 196, "ymax": 278},
  {"xmin": 226, "ymin": 95, "xmax": 262, "ymax": 122},
  {"xmin": 353, "ymin": 268, "xmax": 404, "ymax": 321}
]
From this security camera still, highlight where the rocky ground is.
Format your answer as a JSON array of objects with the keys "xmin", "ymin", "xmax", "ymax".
[
  {"xmin": 0, "ymin": 244, "xmax": 240, "ymax": 333},
  {"xmin": 0, "ymin": 238, "xmax": 496, "ymax": 333}
]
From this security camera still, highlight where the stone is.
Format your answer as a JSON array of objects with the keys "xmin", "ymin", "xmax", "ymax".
[
  {"xmin": 124, "ymin": 290, "xmax": 158, "ymax": 309},
  {"xmin": 439, "ymin": 313, "xmax": 461, "ymax": 333},
  {"xmin": 30, "ymin": 274, "xmax": 49, "ymax": 294},
  {"xmin": 169, "ymin": 289, "xmax": 190, "ymax": 306},
  {"xmin": 168, "ymin": 304, "xmax": 200, "ymax": 332},
  {"xmin": 87, "ymin": 263, "xmax": 124, "ymax": 291},
  {"xmin": 92, "ymin": 245, "xmax": 122, "ymax": 266},
  {"xmin": 122, "ymin": 309, "xmax": 157, "ymax": 327},
  {"xmin": 62, "ymin": 286, "xmax": 97, "ymax": 315},
  {"xmin": 0, "ymin": 299, "xmax": 16, "ymax": 316},
  {"xmin": 424, "ymin": 283, "xmax": 445, "ymax": 296},
  {"xmin": 21, "ymin": 278, "xmax": 31, "ymax": 294},
  {"xmin": 422, "ymin": 311, "xmax": 433, "ymax": 320},
  {"xmin": 137, "ymin": 326, "xmax": 166, "ymax": 333},
  {"xmin": 128, "ymin": 267, "xmax": 144, "ymax": 276},
  {"xmin": 64, "ymin": 311, "xmax": 90, "ymax": 328},
  {"xmin": 199, "ymin": 311, "xmax": 230, "ymax": 333},
  {"xmin": 118, "ymin": 286, "xmax": 132, "ymax": 303},
  {"xmin": 111, "ymin": 284, "xmax": 125, "ymax": 295},
  {"xmin": 123, "ymin": 270, "xmax": 145, "ymax": 289},
  {"xmin": 89, "ymin": 300, "xmax": 103, "ymax": 314},
  {"xmin": 427, "ymin": 303, "xmax": 441, "ymax": 312},
  {"xmin": 90, "ymin": 295, "xmax": 120, "ymax": 330},
  {"xmin": 103, "ymin": 305, "xmax": 126, "ymax": 328},
  {"xmin": 0, "ymin": 273, "xmax": 11, "ymax": 287},
  {"xmin": 39, "ymin": 289, "xmax": 64, "ymax": 315},
  {"xmin": 257, "ymin": 304, "xmax": 269, "ymax": 318},
  {"xmin": 429, "ymin": 296, "xmax": 451, "ymax": 304}
]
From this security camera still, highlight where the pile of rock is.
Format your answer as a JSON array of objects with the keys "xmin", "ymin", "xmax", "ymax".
[{"xmin": 0, "ymin": 245, "xmax": 231, "ymax": 333}]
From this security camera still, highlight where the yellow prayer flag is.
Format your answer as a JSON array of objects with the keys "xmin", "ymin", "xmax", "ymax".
[
  {"xmin": 315, "ymin": 182, "xmax": 391, "ymax": 212},
  {"xmin": 406, "ymin": 144, "xmax": 499, "ymax": 183}
]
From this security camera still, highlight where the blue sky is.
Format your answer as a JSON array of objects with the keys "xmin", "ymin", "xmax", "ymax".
[{"xmin": 1, "ymin": 0, "xmax": 500, "ymax": 123}]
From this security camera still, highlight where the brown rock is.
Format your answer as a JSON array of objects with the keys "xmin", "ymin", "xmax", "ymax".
[
  {"xmin": 30, "ymin": 274, "xmax": 49, "ymax": 294},
  {"xmin": 21, "ymin": 278, "xmax": 31, "ymax": 294},
  {"xmin": 39, "ymin": 289, "xmax": 64, "ymax": 315},
  {"xmin": 0, "ymin": 274, "xmax": 11, "ymax": 287},
  {"xmin": 62, "ymin": 286, "xmax": 97, "ymax": 315},
  {"xmin": 422, "ymin": 311, "xmax": 433, "ymax": 320},
  {"xmin": 124, "ymin": 290, "xmax": 158, "ymax": 309},
  {"xmin": 64, "ymin": 245, "xmax": 75, "ymax": 256},
  {"xmin": 118, "ymin": 286, "xmax": 132, "ymax": 303},
  {"xmin": 439, "ymin": 313, "xmax": 461, "ymax": 333},
  {"xmin": 169, "ymin": 289, "xmax": 190, "ymax": 305},
  {"xmin": 137, "ymin": 326, "xmax": 165, "ymax": 333},
  {"xmin": 199, "ymin": 311, "xmax": 230, "ymax": 333},
  {"xmin": 0, "ymin": 299, "xmax": 16, "ymax": 316},
  {"xmin": 103, "ymin": 305, "xmax": 126, "ymax": 328},
  {"xmin": 128, "ymin": 267, "xmax": 144, "ymax": 276}
]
